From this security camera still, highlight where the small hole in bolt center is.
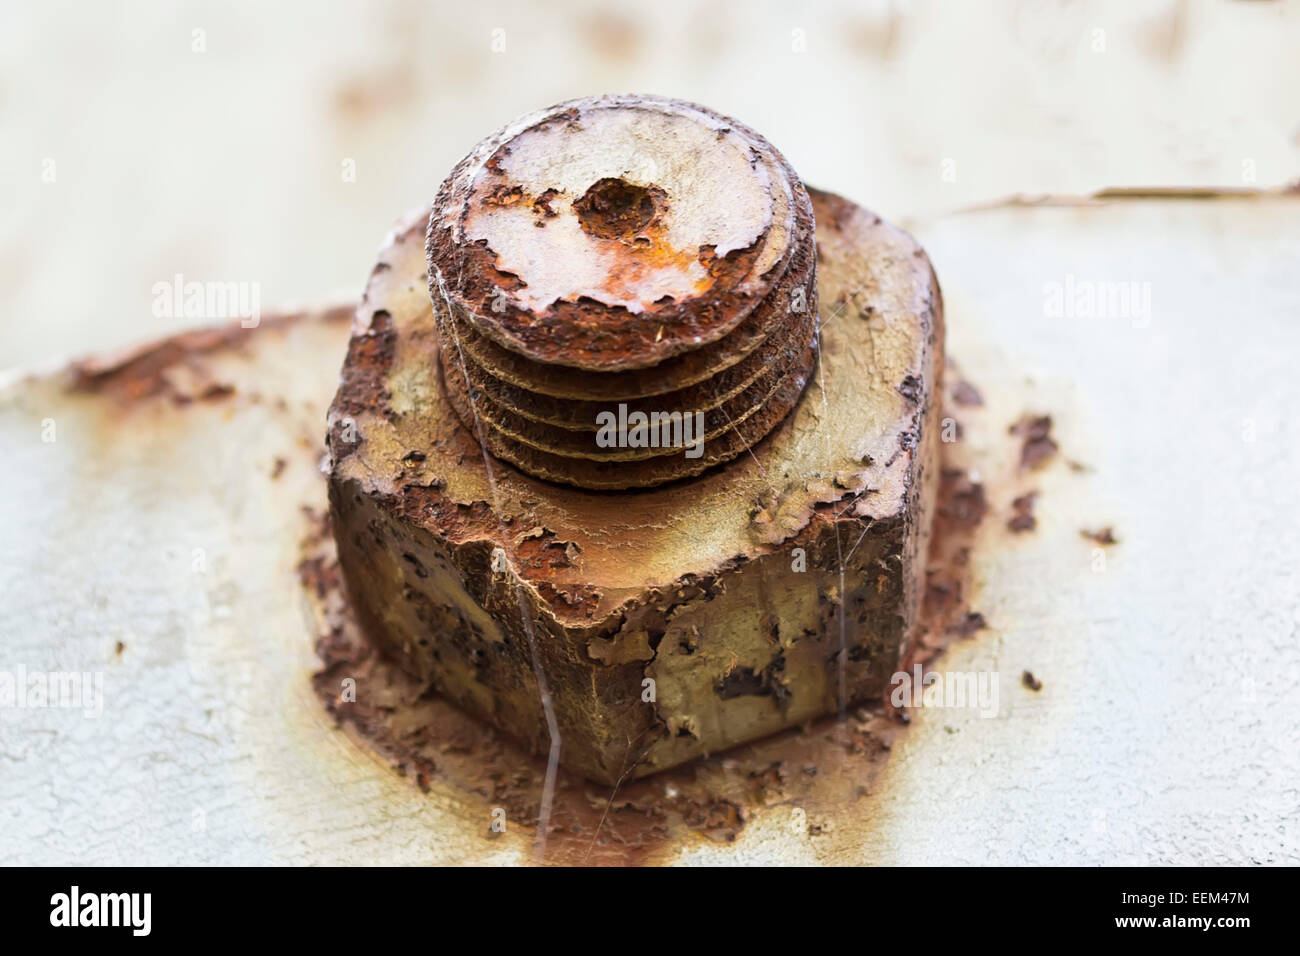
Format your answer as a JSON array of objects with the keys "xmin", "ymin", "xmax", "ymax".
[{"xmin": 573, "ymin": 178, "xmax": 665, "ymax": 240}]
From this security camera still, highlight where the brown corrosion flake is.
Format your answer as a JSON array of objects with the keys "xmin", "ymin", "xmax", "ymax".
[
  {"xmin": 1008, "ymin": 491, "xmax": 1039, "ymax": 533},
  {"xmin": 1009, "ymin": 414, "xmax": 1059, "ymax": 470},
  {"xmin": 1081, "ymin": 526, "xmax": 1119, "ymax": 545}
]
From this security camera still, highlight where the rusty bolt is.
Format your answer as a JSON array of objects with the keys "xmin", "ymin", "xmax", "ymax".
[
  {"xmin": 327, "ymin": 95, "xmax": 944, "ymax": 785},
  {"xmin": 427, "ymin": 94, "xmax": 817, "ymax": 489}
]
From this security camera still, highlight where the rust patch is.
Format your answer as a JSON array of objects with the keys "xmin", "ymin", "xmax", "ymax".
[
  {"xmin": 302, "ymin": 389, "xmax": 999, "ymax": 865},
  {"xmin": 581, "ymin": 12, "xmax": 643, "ymax": 61},
  {"xmin": 715, "ymin": 651, "xmax": 789, "ymax": 706},
  {"xmin": 429, "ymin": 95, "xmax": 813, "ymax": 373},
  {"xmin": 1008, "ymin": 491, "xmax": 1040, "ymax": 533},
  {"xmin": 67, "ymin": 307, "xmax": 352, "ymax": 405},
  {"xmin": 1081, "ymin": 526, "xmax": 1118, "ymax": 545},
  {"xmin": 573, "ymin": 178, "xmax": 665, "ymax": 241},
  {"xmin": 1009, "ymin": 414, "xmax": 1059, "ymax": 470},
  {"xmin": 904, "ymin": 404, "xmax": 994, "ymax": 675},
  {"xmin": 948, "ymin": 611, "xmax": 988, "ymax": 639},
  {"xmin": 951, "ymin": 379, "xmax": 983, "ymax": 407},
  {"xmin": 332, "ymin": 308, "xmax": 396, "ymax": 421},
  {"xmin": 937, "ymin": 468, "xmax": 988, "ymax": 529}
]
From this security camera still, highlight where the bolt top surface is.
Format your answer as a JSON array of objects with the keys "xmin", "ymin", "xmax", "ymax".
[{"xmin": 428, "ymin": 95, "xmax": 807, "ymax": 371}]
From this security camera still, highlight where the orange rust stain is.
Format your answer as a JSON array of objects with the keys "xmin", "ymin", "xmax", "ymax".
[
  {"xmin": 471, "ymin": 179, "xmax": 718, "ymax": 308},
  {"xmin": 596, "ymin": 234, "xmax": 714, "ymax": 303}
]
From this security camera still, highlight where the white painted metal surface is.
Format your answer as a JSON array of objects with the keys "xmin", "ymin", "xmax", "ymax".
[{"xmin": 2, "ymin": 194, "xmax": 1295, "ymax": 864}]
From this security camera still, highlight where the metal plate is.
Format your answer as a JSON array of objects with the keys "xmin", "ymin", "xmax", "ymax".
[{"xmin": 1, "ymin": 193, "xmax": 1296, "ymax": 864}]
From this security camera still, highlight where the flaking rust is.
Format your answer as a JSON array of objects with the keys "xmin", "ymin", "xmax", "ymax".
[
  {"xmin": 326, "ymin": 95, "xmax": 944, "ymax": 785},
  {"xmin": 426, "ymin": 95, "xmax": 817, "ymax": 488}
]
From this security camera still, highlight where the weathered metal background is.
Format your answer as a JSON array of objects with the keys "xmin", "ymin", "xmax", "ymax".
[
  {"xmin": 2, "ymin": 192, "xmax": 1296, "ymax": 864},
  {"xmin": 5, "ymin": 0, "xmax": 1299, "ymax": 369}
]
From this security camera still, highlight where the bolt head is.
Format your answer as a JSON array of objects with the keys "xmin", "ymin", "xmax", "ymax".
[{"xmin": 428, "ymin": 94, "xmax": 808, "ymax": 372}]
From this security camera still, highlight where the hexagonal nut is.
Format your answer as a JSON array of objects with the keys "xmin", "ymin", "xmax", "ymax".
[{"xmin": 326, "ymin": 184, "xmax": 943, "ymax": 785}]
